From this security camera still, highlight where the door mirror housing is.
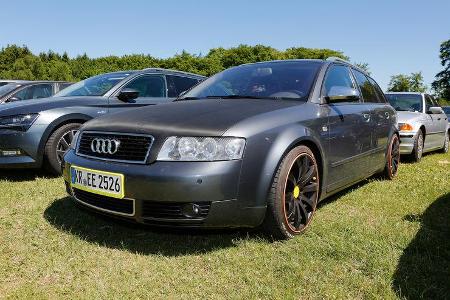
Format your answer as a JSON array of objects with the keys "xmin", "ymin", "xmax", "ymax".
[
  {"xmin": 325, "ymin": 86, "xmax": 360, "ymax": 103},
  {"xmin": 8, "ymin": 97, "xmax": 20, "ymax": 102},
  {"xmin": 117, "ymin": 89, "xmax": 139, "ymax": 102},
  {"xmin": 428, "ymin": 106, "xmax": 444, "ymax": 114}
]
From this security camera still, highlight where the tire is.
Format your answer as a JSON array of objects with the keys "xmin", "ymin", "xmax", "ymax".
[
  {"xmin": 408, "ymin": 130, "xmax": 424, "ymax": 162},
  {"xmin": 261, "ymin": 145, "xmax": 320, "ymax": 240},
  {"xmin": 439, "ymin": 131, "xmax": 449, "ymax": 153},
  {"xmin": 44, "ymin": 123, "xmax": 81, "ymax": 175},
  {"xmin": 382, "ymin": 134, "xmax": 400, "ymax": 180}
]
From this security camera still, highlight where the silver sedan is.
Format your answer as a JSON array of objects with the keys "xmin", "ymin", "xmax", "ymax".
[{"xmin": 386, "ymin": 92, "xmax": 449, "ymax": 161}]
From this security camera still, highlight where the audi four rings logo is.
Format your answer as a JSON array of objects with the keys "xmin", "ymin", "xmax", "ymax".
[{"xmin": 91, "ymin": 138, "xmax": 121, "ymax": 154}]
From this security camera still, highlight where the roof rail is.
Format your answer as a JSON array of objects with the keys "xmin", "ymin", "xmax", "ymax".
[{"xmin": 326, "ymin": 57, "xmax": 351, "ymax": 64}]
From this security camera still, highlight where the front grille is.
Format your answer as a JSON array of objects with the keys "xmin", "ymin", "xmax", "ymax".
[
  {"xmin": 142, "ymin": 201, "xmax": 211, "ymax": 220},
  {"xmin": 77, "ymin": 131, "xmax": 153, "ymax": 163},
  {"xmin": 73, "ymin": 188, "xmax": 134, "ymax": 216}
]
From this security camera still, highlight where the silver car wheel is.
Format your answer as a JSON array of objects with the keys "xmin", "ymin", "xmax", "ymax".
[
  {"xmin": 417, "ymin": 133, "xmax": 424, "ymax": 159},
  {"xmin": 56, "ymin": 129, "xmax": 77, "ymax": 164}
]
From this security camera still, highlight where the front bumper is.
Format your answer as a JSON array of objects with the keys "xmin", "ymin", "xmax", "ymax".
[
  {"xmin": 62, "ymin": 150, "xmax": 266, "ymax": 228},
  {"xmin": 398, "ymin": 131, "xmax": 417, "ymax": 155},
  {"xmin": 0, "ymin": 125, "xmax": 46, "ymax": 168}
]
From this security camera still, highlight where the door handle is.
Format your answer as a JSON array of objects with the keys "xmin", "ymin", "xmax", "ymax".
[{"xmin": 362, "ymin": 113, "xmax": 371, "ymax": 122}]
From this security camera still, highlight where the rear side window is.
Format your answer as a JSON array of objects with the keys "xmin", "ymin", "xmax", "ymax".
[
  {"xmin": 323, "ymin": 65, "xmax": 356, "ymax": 96},
  {"xmin": 122, "ymin": 75, "xmax": 166, "ymax": 98},
  {"xmin": 353, "ymin": 70, "xmax": 379, "ymax": 103},
  {"xmin": 12, "ymin": 84, "xmax": 53, "ymax": 101},
  {"xmin": 368, "ymin": 77, "xmax": 386, "ymax": 103},
  {"xmin": 167, "ymin": 75, "xmax": 199, "ymax": 97}
]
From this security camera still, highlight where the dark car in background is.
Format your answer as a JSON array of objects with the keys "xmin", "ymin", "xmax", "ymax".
[
  {"xmin": 0, "ymin": 80, "xmax": 30, "ymax": 87},
  {"xmin": 0, "ymin": 69, "xmax": 204, "ymax": 174},
  {"xmin": 63, "ymin": 58, "xmax": 400, "ymax": 240},
  {"xmin": 443, "ymin": 106, "xmax": 450, "ymax": 122},
  {"xmin": 0, "ymin": 81, "xmax": 73, "ymax": 104}
]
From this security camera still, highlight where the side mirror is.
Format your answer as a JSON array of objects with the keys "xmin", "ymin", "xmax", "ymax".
[
  {"xmin": 428, "ymin": 106, "xmax": 444, "ymax": 114},
  {"xmin": 8, "ymin": 97, "xmax": 20, "ymax": 102},
  {"xmin": 325, "ymin": 86, "xmax": 360, "ymax": 103},
  {"xmin": 117, "ymin": 88, "xmax": 139, "ymax": 102}
]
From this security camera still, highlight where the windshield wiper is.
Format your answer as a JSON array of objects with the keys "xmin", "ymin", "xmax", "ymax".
[
  {"xmin": 206, "ymin": 95, "xmax": 265, "ymax": 99},
  {"xmin": 177, "ymin": 95, "xmax": 303, "ymax": 101},
  {"xmin": 175, "ymin": 96, "xmax": 200, "ymax": 101}
]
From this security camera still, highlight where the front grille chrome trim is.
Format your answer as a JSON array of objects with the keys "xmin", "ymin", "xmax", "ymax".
[
  {"xmin": 72, "ymin": 187, "xmax": 136, "ymax": 217},
  {"xmin": 75, "ymin": 130, "xmax": 154, "ymax": 164}
]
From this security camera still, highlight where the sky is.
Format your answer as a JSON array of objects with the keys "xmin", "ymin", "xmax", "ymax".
[{"xmin": 0, "ymin": 0, "xmax": 449, "ymax": 90}]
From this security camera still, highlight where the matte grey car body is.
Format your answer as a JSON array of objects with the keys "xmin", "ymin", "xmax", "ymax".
[
  {"xmin": 0, "ymin": 81, "xmax": 72, "ymax": 104},
  {"xmin": 0, "ymin": 69, "xmax": 204, "ymax": 173},
  {"xmin": 62, "ymin": 59, "xmax": 400, "ymax": 238},
  {"xmin": 385, "ymin": 92, "xmax": 449, "ymax": 159}
]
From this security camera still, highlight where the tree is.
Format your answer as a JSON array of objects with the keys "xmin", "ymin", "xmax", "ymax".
[
  {"xmin": 387, "ymin": 72, "xmax": 427, "ymax": 92},
  {"xmin": 432, "ymin": 39, "xmax": 450, "ymax": 100},
  {"xmin": 0, "ymin": 44, "xmax": 350, "ymax": 81},
  {"xmin": 354, "ymin": 62, "xmax": 370, "ymax": 75}
]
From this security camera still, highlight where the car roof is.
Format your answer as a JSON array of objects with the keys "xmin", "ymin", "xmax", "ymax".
[
  {"xmin": 237, "ymin": 58, "xmax": 371, "ymax": 77},
  {"xmin": 0, "ymin": 79, "xmax": 32, "ymax": 84},
  {"xmin": 385, "ymin": 92, "xmax": 425, "ymax": 95},
  {"xmin": 98, "ymin": 69, "xmax": 205, "ymax": 79},
  {"xmin": 0, "ymin": 80, "xmax": 72, "ymax": 84}
]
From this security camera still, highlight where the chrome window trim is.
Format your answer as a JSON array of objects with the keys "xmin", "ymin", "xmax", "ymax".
[{"xmin": 75, "ymin": 130, "xmax": 155, "ymax": 164}]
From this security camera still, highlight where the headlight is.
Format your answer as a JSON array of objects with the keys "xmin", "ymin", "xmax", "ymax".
[
  {"xmin": 0, "ymin": 114, "xmax": 39, "ymax": 131},
  {"xmin": 157, "ymin": 137, "xmax": 246, "ymax": 161},
  {"xmin": 70, "ymin": 131, "xmax": 81, "ymax": 150}
]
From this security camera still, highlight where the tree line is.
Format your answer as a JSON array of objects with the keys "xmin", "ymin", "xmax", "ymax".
[
  {"xmin": 387, "ymin": 39, "xmax": 449, "ymax": 105},
  {"xmin": 0, "ymin": 44, "xmax": 346, "ymax": 82},
  {"xmin": 1, "ymin": 41, "xmax": 448, "ymax": 104}
]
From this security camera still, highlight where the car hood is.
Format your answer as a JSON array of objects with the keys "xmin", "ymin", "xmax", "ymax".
[
  {"xmin": 83, "ymin": 99, "xmax": 303, "ymax": 137},
  {"xmin": 0, "ymin": 96, "xmax": 106, "ymax": 117},
  {"xmin": 396, "ymin": 111, "xmax": 424, "ymax": 123}
]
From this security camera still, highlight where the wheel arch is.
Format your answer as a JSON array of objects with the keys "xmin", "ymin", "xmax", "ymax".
[
  {"xmin": 37, "ymin": 113, "xmax": 92, "ymax": 159},
  {"xmin": 254, "ymin": 128, "xmax": 327, "ymax": 207}
]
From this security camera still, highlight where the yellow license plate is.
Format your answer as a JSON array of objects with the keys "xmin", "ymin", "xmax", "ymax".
[{"xmin": 70, "ymin": 165, "xmax": 125, "ymax": 199}]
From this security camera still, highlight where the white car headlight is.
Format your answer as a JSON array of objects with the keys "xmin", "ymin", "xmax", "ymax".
[{"xmin": 157, "ymin": 137, "xmax": 246, "ymax": 161}]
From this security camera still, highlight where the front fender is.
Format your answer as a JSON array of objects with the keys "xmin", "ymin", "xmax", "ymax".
[
  {"xmin": 237, "ymin": 123, "xmax": 327, "ymax": 210},
  {"xmin": 36, "ymin": 113, "xmax": 93, "ymax": 160}
]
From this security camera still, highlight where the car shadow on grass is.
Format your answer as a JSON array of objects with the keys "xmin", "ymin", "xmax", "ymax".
[
  {"xmin": 392, "ymin": 192, "xmax": 450, "ymax": 299},
  {"xmin": 44, "ymin": 197, "xmax": 254, "ymax": 256},
  {"xmin": 0, "ymin": 169, "xmax": 57, "ymax": 182}
]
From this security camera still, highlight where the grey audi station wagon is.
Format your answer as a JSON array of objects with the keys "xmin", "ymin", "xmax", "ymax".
[
  {"xmin": 0, "ymin": 69, "xmax": 204, "ymax": 174},
  {"xmin": 63, "ymin": 58, "xmax": 400, "ymax": 239}
]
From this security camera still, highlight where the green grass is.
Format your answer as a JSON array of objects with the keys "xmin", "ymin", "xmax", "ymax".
[{"xmin": 0, "ymin": 152, "xmax": 449, "ymax": 299}]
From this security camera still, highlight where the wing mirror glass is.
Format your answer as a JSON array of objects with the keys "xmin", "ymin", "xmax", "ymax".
[
  {"xmin": 428, "ymin": 106, "xmax": 444, "ymax": 114},
  {"xmin": 325, "ymin": 86, "xmax": 360, "ymax": 103},
  {"xmin": 117, "ymin": 88, "xmax": 139, "ymax": 102}
]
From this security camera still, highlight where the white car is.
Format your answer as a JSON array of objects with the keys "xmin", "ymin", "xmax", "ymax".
[{"xmin": 386, "ymin": 92, "xmax": 449, "ymax": 161}]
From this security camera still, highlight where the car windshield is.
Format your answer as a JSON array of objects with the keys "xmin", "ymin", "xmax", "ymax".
[
  {"xmin": 0, "ymin": 83, "xmax": 21, "ymax": 97},
  {"xmin": 386, "ymin": 94, "xmax": 423, "ymax": 112},
  {"xmin": 55, "ymin": 72, "xmax": 132, "ymax": 97},
  {"xmin": 180, "ymin": 61, "xmax": 322, "ymax": 101}
]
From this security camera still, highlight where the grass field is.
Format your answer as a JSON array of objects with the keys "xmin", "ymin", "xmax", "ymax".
[{"xmin": 0, "ymin": 152, "xmax": 449, "ymax": 299}]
